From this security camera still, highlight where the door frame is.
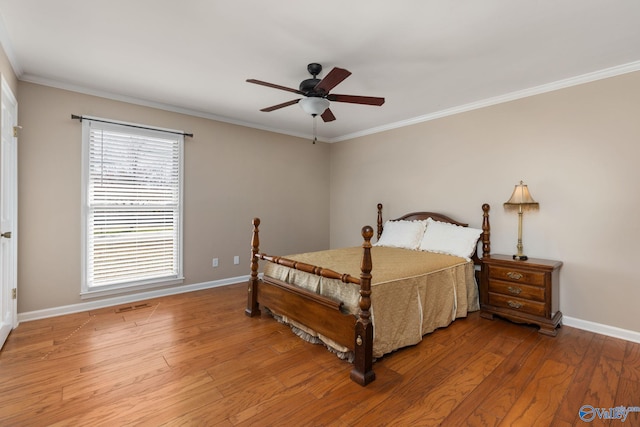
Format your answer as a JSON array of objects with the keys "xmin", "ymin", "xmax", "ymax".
[{"xmin": 0, "ymin": 74, "xmax": 18, "ymax": 349}]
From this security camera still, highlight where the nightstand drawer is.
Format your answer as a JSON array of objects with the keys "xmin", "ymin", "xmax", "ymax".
[
  {"xmin": 488, "ymin": 280, "xmax": 545, "ymax": 302},
  {"xmin": 488, "ymin": 265, "xmax": 545, "ymax": 286},
  {"xmin": 488, "ymin": 293, "xmax": 546, "ymax": 317}
]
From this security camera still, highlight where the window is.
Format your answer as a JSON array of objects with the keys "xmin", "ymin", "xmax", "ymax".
[{"xmin": 81, "ymin": 118, "xmax": 184, "ymax": 296}]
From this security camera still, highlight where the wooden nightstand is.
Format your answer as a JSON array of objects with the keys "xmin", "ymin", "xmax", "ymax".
[{"xmin": 480, "ymin": 254, "xmax": 562, "ymax": 336}]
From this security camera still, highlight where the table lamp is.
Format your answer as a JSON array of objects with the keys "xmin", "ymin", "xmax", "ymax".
[{"xmin": 504, "ymin": 181, "xmax": 539, "ymax": 261}]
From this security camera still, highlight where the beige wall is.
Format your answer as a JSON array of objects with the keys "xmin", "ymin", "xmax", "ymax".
[
  {"xmin": 329, "ymin": 71, "xmax": 640, "ymax": 333},
  {"xmin": 17, "ymin": 82, "xmax": 330, "ymax": 312}
]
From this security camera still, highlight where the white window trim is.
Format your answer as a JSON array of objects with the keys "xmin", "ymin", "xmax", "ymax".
[{"xmin": 80, "ymin": 116, "xmax": 184, "ymax": 297}]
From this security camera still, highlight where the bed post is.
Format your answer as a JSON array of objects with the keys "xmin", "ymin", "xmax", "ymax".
[
  {"xmin": 351, "ymin": 225, "xmax": 376, "ymax": 386},
  {"xmin": 481, "ymin": 204, "xmax": 491, "ymax": 258},
  {"xmin": 245, "ymin": 218, "xmax": 261, "ymax": 317},
  {"xmin": 377, "ymin": 203, "xmax": 383, "ymax": 240}
]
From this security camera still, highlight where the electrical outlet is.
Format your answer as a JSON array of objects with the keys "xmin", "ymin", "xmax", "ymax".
[
  {"xmin": 234, "ymin": 255, "xmax": 240, "ymax": 265},
  {"xmin": 212, "ymin": 258, "xmax": 219, "ymax": 267}
]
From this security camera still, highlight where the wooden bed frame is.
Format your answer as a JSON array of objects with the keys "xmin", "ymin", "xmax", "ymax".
[{"xmin": 246, "ymin": 203, "xmax": 491, "ymax": 386}]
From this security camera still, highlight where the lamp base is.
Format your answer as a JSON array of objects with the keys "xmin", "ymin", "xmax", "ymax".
[{"xmin": 512, "ymin": 254, "xmax": 528, "ymax": 261}]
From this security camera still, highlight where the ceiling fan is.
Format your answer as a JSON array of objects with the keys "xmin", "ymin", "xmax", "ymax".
[{"xmin": 246, "ymin": 63, "xmax": 385, "ymax": 122}]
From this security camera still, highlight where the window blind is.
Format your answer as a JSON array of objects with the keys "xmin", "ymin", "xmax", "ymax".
[{"xmin": 83, "ymin": 119, "xmax": 183, "ymax": 290}]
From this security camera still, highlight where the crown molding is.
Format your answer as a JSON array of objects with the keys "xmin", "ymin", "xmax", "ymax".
[
  {"xmin": 19, "ymin": 73, "xmax": 327, "ymax": 142},
  {"xmin": 328, "ymin": 60, "xmax": 640, "ymax": 143},
  {"xmin": 14, "ymin": 58, "xmax": 640, "ymax": 145}
]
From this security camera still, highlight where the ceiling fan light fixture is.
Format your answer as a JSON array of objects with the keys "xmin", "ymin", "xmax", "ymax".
[{"xmin": 299, "ymin": 97, "xmax": 330, "ymax": 116}]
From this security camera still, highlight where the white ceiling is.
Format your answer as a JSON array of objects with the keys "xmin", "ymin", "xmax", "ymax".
[{"xmin": 1, "ymin": 1, "xmax": 639, "ymax": 142}]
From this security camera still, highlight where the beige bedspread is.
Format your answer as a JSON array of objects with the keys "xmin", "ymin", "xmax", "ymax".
[{"xmin": 263, "ymin": 246, "xmax": 479, "ymax": 358}]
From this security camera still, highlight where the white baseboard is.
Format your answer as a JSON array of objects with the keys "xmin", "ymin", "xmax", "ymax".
[
  {"xmin": 563, "ymin": 316, "xmax": 640, "ymax": 344},
  {"xmin": 17, "ymin": 275, "xmax": 249, "ymax": 323}
]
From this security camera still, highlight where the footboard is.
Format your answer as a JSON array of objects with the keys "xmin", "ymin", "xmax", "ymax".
[
  {"xmin": 257, "ymin": 275, "xmax": 357, "ymax": 349},
  {"xmin": 246, "ymin": 218, "xmax": 375, "ymax": 386}
]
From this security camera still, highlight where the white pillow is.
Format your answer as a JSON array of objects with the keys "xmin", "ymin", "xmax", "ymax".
[
  {"xmin": 418, "ymin": 217, "xmax": 482, "ymax": 259},
  {"xmin": 375, "ymin": 220, "xmax": 427, "ymax": 250}
]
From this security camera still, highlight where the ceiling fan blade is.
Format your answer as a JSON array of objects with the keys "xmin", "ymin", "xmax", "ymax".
[
  {"xmin": 247, "ymin": 79, "xmax": 305, "ymax": 95},
  {"xmin": 314, "ymin": 67, "xmax": 351, "ymax": 94},
  {"xmin": 260, "ymin": 99, "xmax": 301, "ymax": 112},
  {"xmin": 327, "ymin": 94, "xmax": 385, "ymax": 106},
  {"xmin": 321, "ymin": 108, "xmax": 336, "ymax": 122}
]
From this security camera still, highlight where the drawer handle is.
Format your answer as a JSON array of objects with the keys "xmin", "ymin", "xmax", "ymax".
[
  {"xmin": 507, "ymin": 300, "xmax": 523, "ymax": 309},
  {"xmin": 507, "ymin": 286, "xmax": 522, "ymax": 295},
  {"xmin": 506, "ymin": 271, "xmax": 523, "ymax": 280}
]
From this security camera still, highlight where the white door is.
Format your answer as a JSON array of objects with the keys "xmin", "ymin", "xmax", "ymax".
[{"xmin": 0, "ymin": 76, "xmax": 18, "ymax": 349}]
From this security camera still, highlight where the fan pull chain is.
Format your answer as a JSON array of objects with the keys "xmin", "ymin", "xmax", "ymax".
[{"xmin": 312, "ymin": 115, "xmax": 317, "ymax": 144}]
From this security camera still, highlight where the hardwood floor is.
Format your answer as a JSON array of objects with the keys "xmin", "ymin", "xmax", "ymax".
[{"xmin": 1, "ymin": 283, "xmax": 639, "ymax": 426}]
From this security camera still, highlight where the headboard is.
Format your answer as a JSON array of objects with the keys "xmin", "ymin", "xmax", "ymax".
[{"xmin": 375, "ymin": 203, "xmax": 491, "ymax": 265}]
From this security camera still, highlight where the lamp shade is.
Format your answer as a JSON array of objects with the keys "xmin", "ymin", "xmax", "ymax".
[
  {"xmin": 504, "ymin": 181, "xmax": 539, "ymax": 206},
  {"xmin": 299, "ymin": 97, "xmax": 330, "ymax": 116}
]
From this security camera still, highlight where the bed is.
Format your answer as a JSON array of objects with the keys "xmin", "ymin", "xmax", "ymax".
[{"xmin": 246, "ymin": 203, "xmax": 491, "ymax": 386}]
